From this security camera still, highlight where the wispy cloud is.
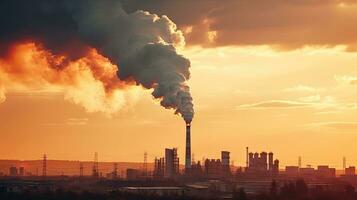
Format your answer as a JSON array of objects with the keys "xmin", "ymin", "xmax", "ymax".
[
  {"xmin": 283, "ymin": 85, "xmax": 325, "ymax": 93},
  {"xmin": 5, "ymin": 86, "xmax": 63, "ymax": 100},
  {"xmin": 306, "ymin": 121, "xmax": 357, "ymax": 130},
  {"xmin": 65, "ymin": 118, "xmax": 88, "ymax": 126},
  {"xmin": 236, "ymin": 96, "xmax": 337, "ymax": 111},
  {"xmin": 42, "ymin": 118, "xmax": 89, "ymax": 126},
  {"xmin": 235, "ymin": 100, "xmax": 313, "ymax": 110},
  {"xmin": 335, "ymin": 75, "xmax": 357, "ymax": 85},
  {"xmin": 234, "ymin": 89, "xmax": 253, "ymax": 95},
  {"xmin": 298, "ymin": 95, "xmax": 321, "ymax": 102},
  {"xmin": 7, "ymin": 85, "xmax": 63, "ymax": 95}
]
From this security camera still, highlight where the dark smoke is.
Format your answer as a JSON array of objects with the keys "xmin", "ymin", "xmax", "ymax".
[{"xmin": 0, "ymin": 0, "xmax": 194, "ymax": 122}]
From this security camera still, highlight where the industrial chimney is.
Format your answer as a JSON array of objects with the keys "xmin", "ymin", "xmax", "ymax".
[{"xmin": 185, "ymin": 122, "xmax": 191, "ymax": 173}]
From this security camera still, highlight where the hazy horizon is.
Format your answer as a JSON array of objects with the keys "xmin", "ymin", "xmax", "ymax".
[{"xmin": 1, "ymin": 0, "xmax": 357, "ymax": 169}]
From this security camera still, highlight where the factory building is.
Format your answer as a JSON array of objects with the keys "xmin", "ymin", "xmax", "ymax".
[
  {"xmin": 272, "ymin": 159, "xmax": 279, "ymax": 175},
  {"xmin": 316, "ymin": 165, "xmax": 336, "ymax": 178},
  {"xmin": 190, "ymin": 161, "xmax": 204, "ymax": 178},
  {"xmin": 299, "ymin": 167, "xmax": 315, "ymax": 177},
  {"xmin": 153, "ymin": 148, "xmax": 180, "ymax": 179},
  {"xmin": 9, "ymin": 167, "xmax": 18, "ymax": 176},
  {"xmin": 165, "ymin": 148, "xmax": 179, "ymax": 178},
  {"xmin": 345, "ymin": 166, "xmax": 356, "ymax": 176},
  {"xmin": 284, "ymin": 164, "xmax": 338, "ymax": 179},
  {"xmin": 247, "ymin": 151, "xmax": 279, "ymax": 174},
  {"xmin": 18, "ymin": 167, "xmax": 25, "ymax": 176},
  {"xmin": 202, "ymin": 151, "xmax": 232, "ymax": 179},
  {"xmin": 285, "ymin": 166, "xmax": 299, "ymax": 177},
  {"xmin": 221, "ymin": 151, "xmax": 231, "ymax": 177},
  {"xmin": 260, "ymin": 152, "xmax": 268, "ymax": 171},
  {"xmin": 126, "ymin": 168, "xmax": 141, "ymax": 180},
  {"xmin": 289, "ymin": 165, "xmax": 336, "ymax": 179},
  {"xmin": 154, "ymin": 157, "xmax": 165, "ymax": 179},
  {"xmin": 204, "ymin": 159, "xmax": 222, "ymax": 179}
]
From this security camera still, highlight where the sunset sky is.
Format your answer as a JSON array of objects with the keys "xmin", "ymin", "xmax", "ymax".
[{"xmin": 1, "ymin": 0, "xmax": 357, "ymax": 169}]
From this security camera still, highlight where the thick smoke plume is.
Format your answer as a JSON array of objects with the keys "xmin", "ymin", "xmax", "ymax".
[
  {"xmin": 0, "ymin": 0, "xmax": 194, "ymax": 122},
  {"xmin": 0, "ymin": 43, "xmax": 138, "ymax": 113}
]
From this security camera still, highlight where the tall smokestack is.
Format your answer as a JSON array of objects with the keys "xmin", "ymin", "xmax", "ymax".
[{"xmin": 185, "ymin": 122, "xmax": 191, "ymax": 172}]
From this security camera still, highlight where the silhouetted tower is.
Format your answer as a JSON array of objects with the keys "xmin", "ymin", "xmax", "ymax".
[
  {"xmin": 273, "ymin": 159, "xmax": 279, "ymax": 175},
  {"xmin": 42, "ymin": 154, "xmax": 47, "ymax": 177},
  {"xmin": 298, "ymin": 156, "xmax": 302, "ymax": 168},
  {"xmin": 143, "ymin": 152, "xmax": 148, "ymax": 178},
  {"xmin": 222, "ymin": 151, "xmax": 231, "ymax": 176},
  {"xmin": 113, "ymin": 163, "xmax": 118, "ymax": 179},
  {"xmin": 92, "ymin": 152, "xmax": 99, "ymax": 178},
  {"xmin": 246, "ymin": 147, "xmax": 249, "ymax": 169},
  {"xmin": 343, "ymin": 157, "xmax": 346, "ymax": 170},
  {"xmin": 80, "ymin": 162, "xmax": 84, "ymax": 177},
  {"xmin": 185, "ymin": 122, "xmax": 191, "ymax": 173},
  {"xmin": 268, "ymin": 152, "xmax": 274, "ymax": 171},
  {"xmin": 173, "ymin": 149, "xmax": 179, "ymax": 175},
  {"xmin": 260, "ymin": 152, "xmax": 268, "ymax": 171}
]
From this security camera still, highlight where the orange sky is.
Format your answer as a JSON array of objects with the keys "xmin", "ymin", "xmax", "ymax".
[{"xmin": 1, "ymin": 45, "xmax": 357, "ymax": 169}]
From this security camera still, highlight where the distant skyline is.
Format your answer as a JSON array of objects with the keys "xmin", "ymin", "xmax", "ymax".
[{"xmin": 1, "ymin": 1, "xmax": 357, "ymax": 168}]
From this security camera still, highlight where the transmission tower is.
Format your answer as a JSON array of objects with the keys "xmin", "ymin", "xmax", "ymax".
[
  {"xmin": 42, "ymin": 154, "xmax": 47, "ymax": 177},
  {"xmin": 343, "ymin": 157, "xmax": 346, "ymax": 170},
  {"xmin": 298, "ymin": 156, "xmax": 302, "ymax": 168}
]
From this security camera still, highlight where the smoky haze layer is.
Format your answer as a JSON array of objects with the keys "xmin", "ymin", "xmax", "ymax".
[{"xmin": 0, "ymin": 0, "xmax": 194, "ymax": 122}]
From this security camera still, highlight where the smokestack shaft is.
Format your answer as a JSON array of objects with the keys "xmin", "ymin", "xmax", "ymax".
[{"xmin": 185, "ymin": 124, "xmax": 191, "ymax": 171}]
